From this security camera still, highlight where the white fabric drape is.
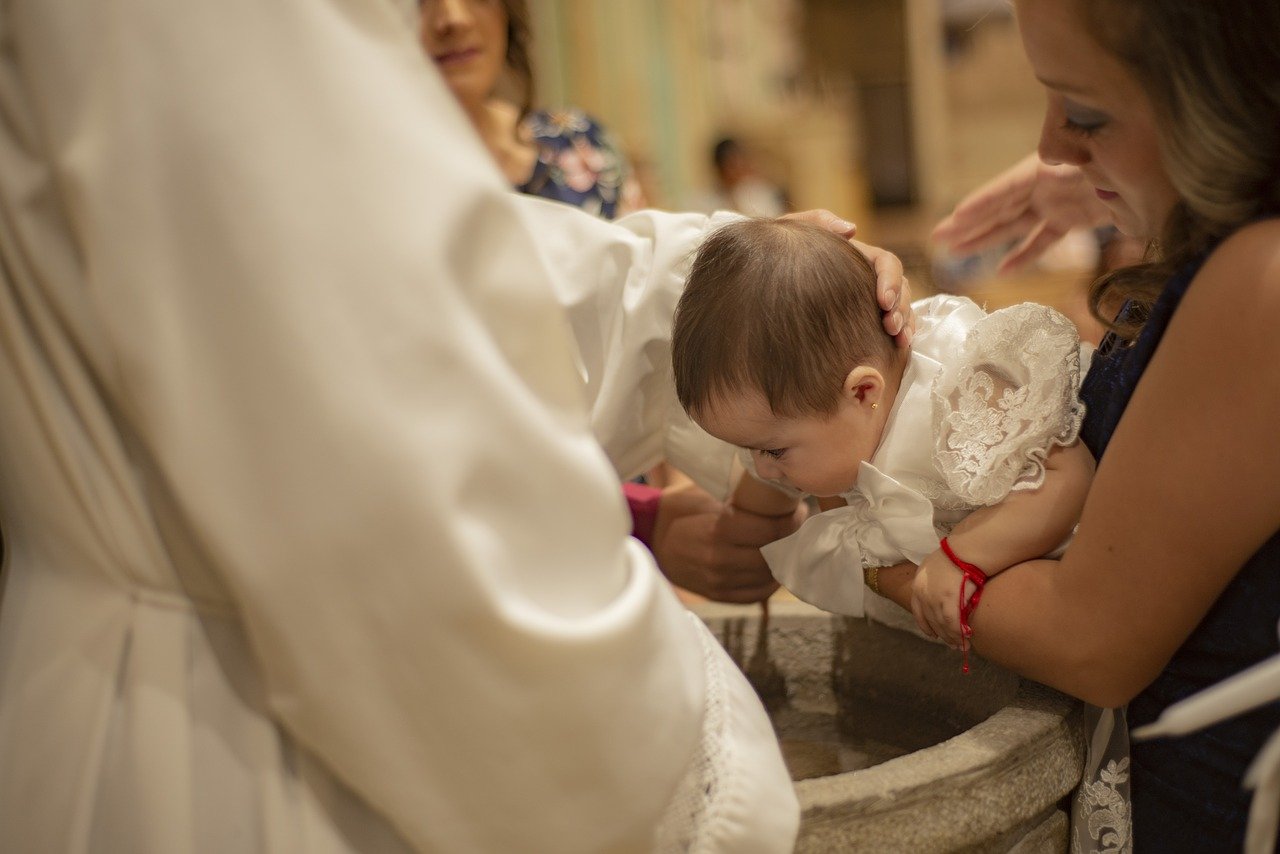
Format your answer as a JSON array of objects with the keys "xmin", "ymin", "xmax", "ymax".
[{"xmin": 0, "ymin": 1, "xmax": 795, "ymax": 851}]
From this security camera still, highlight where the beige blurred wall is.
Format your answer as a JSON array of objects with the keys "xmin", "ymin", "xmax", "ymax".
[
  {"xmin": 527, "ymin": 0, "xmax": 869, "ymax": 227},
  {"xmin": 940, "ymin": 11, "xmax": 1044, "ymax": 208},
  {"xmin": 525, "ymin": 2, "xmax": 1046, "ymax": 249}
]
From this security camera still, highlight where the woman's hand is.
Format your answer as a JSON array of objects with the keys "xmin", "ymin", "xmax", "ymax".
[
  {"xmin": 931, "ymin": 154, "xmax": 1114, "ymax": 274},
  {"xmin": 782, "ymin": 209, "xmax": 915, "ymax": 347}
]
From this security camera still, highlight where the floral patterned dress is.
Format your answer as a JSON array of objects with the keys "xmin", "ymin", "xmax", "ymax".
[{"xmin": 518, "ymin": 108, "xmax": 642, "ymax": 221}]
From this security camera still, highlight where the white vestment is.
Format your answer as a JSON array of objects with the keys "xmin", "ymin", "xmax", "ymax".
[{"xmin": 0, "ymin": 1, "xmax": 796, "ymax": 851}]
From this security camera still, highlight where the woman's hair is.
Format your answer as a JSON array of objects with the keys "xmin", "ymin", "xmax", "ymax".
[
  {"xmin": 1077, "ymin": 0, "xmax": 1280, "ymax": 340},
  {"xmin": 672, "ymin": 219, "xmax": 894, "ymax": 420},
  {"xmin": 501, "ymin": 0, "xmax": 535, "ymax": 120}
]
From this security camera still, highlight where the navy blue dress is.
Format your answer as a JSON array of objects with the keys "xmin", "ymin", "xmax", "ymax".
[{"xmin": 1079, "ymin": 245, "xmax": 1280, "ymax": 852}]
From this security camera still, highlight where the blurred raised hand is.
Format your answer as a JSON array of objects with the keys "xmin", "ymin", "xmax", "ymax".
[{"xmin": 932, "ymin": 154, "xmax": 1114, "ymax": 274}]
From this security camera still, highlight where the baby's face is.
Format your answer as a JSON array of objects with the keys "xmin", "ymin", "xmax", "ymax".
[{"xmin": 695, "ymin": 389, "xmax": 879, "ymax": 498}]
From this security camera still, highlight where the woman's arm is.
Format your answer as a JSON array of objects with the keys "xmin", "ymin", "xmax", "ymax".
[
  {"xmin": 969, "ymin": 221, "xmax": 1280, "ymax": 707},
  {"xmin": 912, "ymin": 440, "xmax": 1095, "ymax": 641}
]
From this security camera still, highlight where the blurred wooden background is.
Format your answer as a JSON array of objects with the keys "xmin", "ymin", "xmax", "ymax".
[{"xmin": 528, "ymin": 0, "xmax": 1101, "ymax": 341}]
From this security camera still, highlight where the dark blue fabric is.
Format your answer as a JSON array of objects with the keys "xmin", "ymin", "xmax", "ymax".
[
  {"xmin": 517, "ymin": 108, "xmax": 629, "ymax": 221},
  {"xmin": 1078, "ymin": 248, "xmax": 1280, "ymax": 852}
]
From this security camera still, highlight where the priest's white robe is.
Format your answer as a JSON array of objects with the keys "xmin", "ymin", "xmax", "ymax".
[{"xmin": 0, "ymin": 1, "xmax": 797, "ymax": 851}]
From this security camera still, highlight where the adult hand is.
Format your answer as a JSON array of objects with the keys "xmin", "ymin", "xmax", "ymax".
[
  {"xmin": 651, "ymin": 480, "xmax": 806, "ymax": 604},
  {"xmin": 931, "ymin": 154, "xmax": 1114, "ymax": 274},
  {"xmin": 783, "ymin": 209, "xmax": 915, "ymax": 347}
]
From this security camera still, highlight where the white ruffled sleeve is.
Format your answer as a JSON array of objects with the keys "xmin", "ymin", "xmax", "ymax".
[
  {"xmin": 931, "ymin": 303, "xmax": 1086, "ymax": 506},
  {"xmin": 527, "ymin": 198, "xmax": 746, "ymax": 497},
  {"xmin": 910, "ymin": 294, "xmax": 990, "ymax": 361}
]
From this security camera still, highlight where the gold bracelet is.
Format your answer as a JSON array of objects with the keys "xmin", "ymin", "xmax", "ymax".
[{"xmin": 863, "ymin": 564, "xmax": 880, "ymax": 596}]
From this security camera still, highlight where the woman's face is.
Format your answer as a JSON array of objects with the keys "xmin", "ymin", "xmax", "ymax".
[
  {"xmin": 420, "ymin": 0, "xmax": 509, "ymax": 109},
  {"xmin": 1016, "ymin": 0, "xmax": 1181, "ymax": 240}
]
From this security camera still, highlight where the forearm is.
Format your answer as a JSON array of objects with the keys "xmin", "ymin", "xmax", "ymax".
[
  {"xmin": 903, "ymin": 550, "xmax": 1143, "ymax": 705},
  {"xmin": 966, "ymin": 558, "xmax": 1146, "ymax": 707},
  {"xmin": 870, "ymin": 562, "xmax": 918, "ymax": 611},
  {"xmin": 945, "ymin": 441, "xmax": 1093, "ymax": 574},
  {"xmin": 869, "ymin": 554, "xmax": 1111, "ymax": 701}
]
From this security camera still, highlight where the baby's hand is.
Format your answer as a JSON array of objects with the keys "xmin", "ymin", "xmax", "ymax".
[{"xmin": 910, "ymin": 549, "xmax": 965, "ymax": 647}]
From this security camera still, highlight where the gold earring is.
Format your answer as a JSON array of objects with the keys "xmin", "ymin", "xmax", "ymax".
[{"xmin": 871, "ymin": 402, "xmax": 879, "ymax": 410}]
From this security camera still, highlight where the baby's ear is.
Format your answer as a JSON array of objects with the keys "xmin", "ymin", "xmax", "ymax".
[{"xmin": 842, "ymin": 365, "xmax": 885, "ymax": 407}]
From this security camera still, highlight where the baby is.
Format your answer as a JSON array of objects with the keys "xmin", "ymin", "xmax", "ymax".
[{"xmin": 672, "ymin": 218, "xmax": 1095, "ymax": 647}]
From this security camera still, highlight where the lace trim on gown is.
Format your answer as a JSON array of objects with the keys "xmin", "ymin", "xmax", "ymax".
[
  {"xmin": 932, "ymin": 302, "xmax": 1086, "ymax": 506},
  {"xmin": 1072, "ymin": 706, "xmax": 1134, "ymax": 854}
]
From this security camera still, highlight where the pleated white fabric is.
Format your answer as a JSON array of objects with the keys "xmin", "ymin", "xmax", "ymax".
[{"xmin": 0, "ymin": 1, "xmax": 796, "ymax": 851}]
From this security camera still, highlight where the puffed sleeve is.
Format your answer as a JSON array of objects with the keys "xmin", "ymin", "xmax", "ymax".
[
  {"xmin": 909, "ymin": 293, "xmax": 990, "ymax": 361},
  {"xmin": 12, "ymin": 0, "xmax": 794, "ymax": 851},
  {"xmin": 932, "ymin": 303, "xmax": 1086, "ymax": 505}
]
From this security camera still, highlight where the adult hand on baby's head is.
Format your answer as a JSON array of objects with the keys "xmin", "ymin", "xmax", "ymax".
[
  {"xmin": 931, "ymin": 153, "xmax": 1114, "ymax": 274},
  {"xmin": 855, "ymin": 239, "xmax": 915, "ymax": 347},
  {"xmin": 782, "ymin": 209, "xmax": 915, "ymax": 348},
  {"xmin": 651, "ymin": 480, "xmax": 804, "ymax": 604}
]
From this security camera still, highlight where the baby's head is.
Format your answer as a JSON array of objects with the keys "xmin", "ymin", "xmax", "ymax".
[{"xmin": 672, "ymin": 218, "xmax": 903, "ymax": 497}]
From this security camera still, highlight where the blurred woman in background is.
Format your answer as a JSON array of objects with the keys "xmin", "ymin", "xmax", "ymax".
[{"xmin": 420, "ymin": 0, "xmax": 644, "ymax": 219}]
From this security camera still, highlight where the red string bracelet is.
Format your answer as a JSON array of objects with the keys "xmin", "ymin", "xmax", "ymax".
[{"xmin": 940, "ymin": 537, "xmax": 988, "ymax": 673}]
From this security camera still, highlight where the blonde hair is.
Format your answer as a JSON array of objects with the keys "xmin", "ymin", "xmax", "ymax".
[
  {"xmin": 672, "ymin": 219, "xmax": 893, "ymax": 419},
  {"xmin": 1078, "ymin": 0, "xmax": 1280, "ymax": 339}
]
